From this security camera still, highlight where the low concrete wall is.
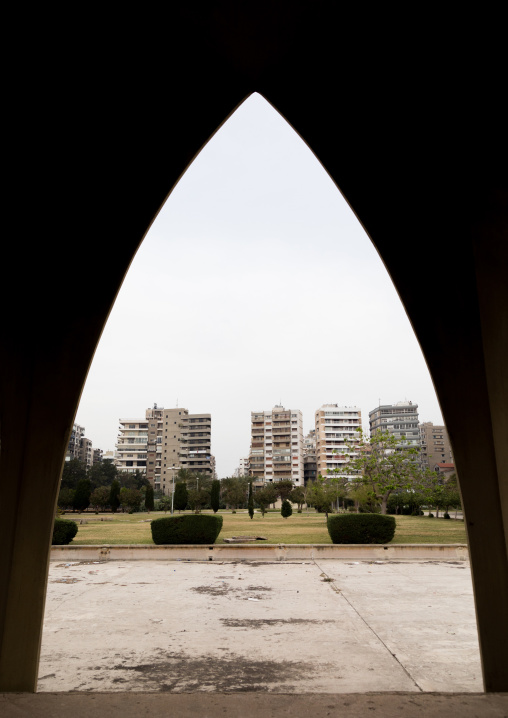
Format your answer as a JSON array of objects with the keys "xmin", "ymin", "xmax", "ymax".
[{"xmin": 50, "ymin": 543, "xmax": 470, "ymax": 561}]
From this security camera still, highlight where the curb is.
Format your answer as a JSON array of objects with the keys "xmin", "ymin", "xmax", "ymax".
[{"xmin": 50, "ymin": 543, "xmax": 470, "ymax": 561}]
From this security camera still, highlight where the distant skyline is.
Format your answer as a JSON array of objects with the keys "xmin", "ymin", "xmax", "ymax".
[{"xmin": 75, "ymin": 93, "xmax": 443, "ymax": 476}]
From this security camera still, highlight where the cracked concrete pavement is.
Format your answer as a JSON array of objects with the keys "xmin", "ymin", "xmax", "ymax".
[{"xmin": 38, "ymin": 558, "xmax": 482, "ymax": 694}]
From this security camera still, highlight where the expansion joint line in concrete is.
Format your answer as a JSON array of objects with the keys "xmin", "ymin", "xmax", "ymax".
[{"xmin": 312, "ymin": 559, "xmax": 423, "ymax": 692}]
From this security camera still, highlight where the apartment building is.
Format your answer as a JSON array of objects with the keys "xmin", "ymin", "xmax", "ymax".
[
  {"xmin": 116, "ymin": 404, "xmax": 212, "ymax": 493},
  {"xmin": 249, "ymin": 405, "xmax": 304, "ymax": 486},
  {"xmin": 315, "ymin": 405, "xmax": 362, "ymax": 478},
  {"xmin": 66, "ymin": 423, "xmax": 94, "ymax": 468},
  {"xmin": 234, "ymin": 457, "xmax": 250, "ymax": 477},
  {"xmin": 303, "ymin": 429, "xmax": 316, "ymax": 456},
  {"xmin": 419, "ymin": 422, "xmax": 454, "ymax": 470},
  {"xmin": 115, "ymin": 417, "xmax": 149, "ymax": 474},
  {"xmin": 303, "ymin": 454, "xmax": 317, "ymax": 485},
  {"xmin": 79, "ymin": 437, "xmax": 93, "ymax": 468},
  {"xmin": 369, "ymin": 401, "xmax": 420, "ymax": 447}
]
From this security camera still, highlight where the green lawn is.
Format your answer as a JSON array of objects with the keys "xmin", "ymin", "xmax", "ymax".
[{"xmin": 64, "ymin": 510, "xmax": 467, "ymax": 545}]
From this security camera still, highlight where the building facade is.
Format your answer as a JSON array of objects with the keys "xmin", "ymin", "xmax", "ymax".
[
  {"xmin": 419, "ymin": 422, "xmax": 454, "ymax": 470},
  {"xmin": 314, "ymin": 405, "xmax": 362, "ymax": 478},
  {"xmin": 303, "ymin": 454, "xmax": 317, "ymax": 485},
  {"xmin": 115, "ymin": 417, "xmax": 149, "ymax": 475},
  {"xmin": 249, "ymin": 405, "xmax": 304, "ymax": 486},
  {"xmin": 116, "ymin": 405, "xmax": 212, "ymax": 493},
  {"xmin": 303, "ymin": 429, "xmax": 316, "ymax": 456},
  {"xmin": 66, "ymin": 423, "xmax": 94, "ymax": 468},
  {"xmin": 369, "ymin": 401, "xmax": 420, "ymax": 448},
  {"xmin": 234, "ymin": 457, "xmax": 250, "ymax": 477}
]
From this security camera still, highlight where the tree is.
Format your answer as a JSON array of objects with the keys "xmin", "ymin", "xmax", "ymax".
[
  {"xmin": 281, "ymin": 499, "xmax": 293, "ymax": 519},
  {"xmin": 306, "ymin": 477, "xmax": 335, "ymax": 517},
  {"xmin": 57, "ymin": 487, "xmax": 75, "ymax": 510},
  {"xmin": 145, "ymin": 484, "xmax": 154, "ymax": 512},
  {"xmin": 60, "ymin": 459, "xmax": 87, "ymax": 490},
  {"xmin": 176, "ymin": 468, "xmax": 196, "ymax": 485},
  {"xmin": 220, "ymin": 476, "xmax": 248, "ymax": 508},
  {"xmin": 72, "ymin": 478, "xmax": 92, "ymax": 512},
  {"xmin": 248, "ymin": 481, "xmax": 254, "ymax": 519},
  {"xmin": 90, "ymin": 486, "xmax": 110, "ymax": 512},
  {"xmin": 119, "ymin": 487, "xmax": 142, "ymax": 513},
  {"xmin": 118, "ymin": 469, "xmax": 150, "ymax": 490},
  {"xmin": 157, "ymin": 496, "xmax": 171, "ymax": 513},
  {"xmin": 174, "ymin": 482, "xmax": 189, "ymax": 512},
  {"xmin": 255, "ymin": 484, "xmax": 278, "ymax": 514},
  {"xmin": 187, "ymin": 487, "xmax": 210, "ymax": 513},
  {"xmin": 87, "ymin": 459, "xmax": 118, "ymax": 488},
  {"xmin": 289, "ymin": 486, "xmax": 305, "ymax": 511},
  {"xmin": 109, "ymin": 479, "xmax": 121, "ymax": 513},
  {"xmin": 210, "ymin": 479, "xmax": 220, "ymax": 513},
  {"xmin": 276, "ymin": 479, "xmax": 293, "ymax": 502},
  {"xmin": 337, "ymin": 429, "xmax": 426, "ymax": 515}
]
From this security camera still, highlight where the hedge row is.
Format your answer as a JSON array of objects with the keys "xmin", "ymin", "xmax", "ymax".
[
  {"xmin": 151, "ymin": 514, "xmax": 223, "ymax": 544},
  {"xmin": 327, "ymin": 513, "xmax": 395, "ymax": 544},
  {"xmin": 52, "ymin": 518, "xmax": 78, "ymax": 545}
]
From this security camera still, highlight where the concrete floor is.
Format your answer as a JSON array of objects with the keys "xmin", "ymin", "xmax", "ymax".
[
  {"xmin": 38, "ymin": 558, "xmax": 482, "ymax": 694},
  {"xmin": 3, "ymin": 692, "xmax": 508, "ymax": 718}
]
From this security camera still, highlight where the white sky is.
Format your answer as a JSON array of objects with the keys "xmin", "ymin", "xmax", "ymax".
[{"xmin": 76, "ymin": 93, "xmax": 443, "ymax": 477}]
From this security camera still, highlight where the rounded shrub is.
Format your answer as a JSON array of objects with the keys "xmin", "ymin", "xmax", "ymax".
[
  {"xmin": 443, "ymin": 512, "xmax": 451, "ymax": 519},
  {"xmin": 281, "ymin": 499, "xmax": 293, "ymax": 518},
  {"xmin": 327, "ymin": 513, "xmax": 396, "ymax": 544},
  {"xmin": 52, "ymin": 518, "xmax": 78, "ymax": 545},
  {"xmin": 151, "ymin": 514, "xmax": 223, "ymax": 545}
]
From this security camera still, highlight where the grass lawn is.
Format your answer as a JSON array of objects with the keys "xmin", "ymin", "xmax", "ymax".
[{"xmin": 65, "ymin": 510, "xmax": 467, "ymax": 545}]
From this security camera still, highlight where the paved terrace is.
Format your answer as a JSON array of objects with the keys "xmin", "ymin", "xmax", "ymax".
[
  {"xmin": 3, "ymin": 555, "xmax": 508, "ymax": 717},
  {"xmin": 39, "ymin": 556, "xmax": 481, "ymax": 693}
]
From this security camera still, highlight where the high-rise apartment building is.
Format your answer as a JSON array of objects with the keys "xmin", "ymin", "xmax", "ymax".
[
  {"xmin": 116, "ymin": 404, "xmax": 212, "ymax": 493},
  {"xmin": 303, "ymin": 429, "xmax": 316, "ymax": 456},
  {"xmin": 419, "ymin": 422, "xmax": 453, "ymax": 470},
  {"xmin": 234, "ymin": 457, "xmax": 250, "ymax": 477},
  {"xmin": 303, "ymin": 455, "xmax": 317, "ymax": 485},
  {"xmin": 369, "ymin": 401, "xmax": 420, "ymax": 447},
  {"xmin": 249, "ymin": 405, "xmax": 303, "ymax": 486},
  {"xmin": 116, "ymin": 417, "xmax": 149, "ymax": 474},
  {"xmin": 315, "ymin": 405, "xmax": 362, "ymax": 478},
  {"xmin": 66, "ymin": 423, "xmax": 94, "ymax": 468}
]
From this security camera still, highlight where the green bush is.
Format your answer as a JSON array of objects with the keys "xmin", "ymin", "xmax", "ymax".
[
  {"xmin": 151, "ymin": 514, "xmax": 223, "ymax": 545},
  {"xmin": 281, "ymin": 499, "xmax": 292, "ymax": 518},
  {"xmin": 52, "ymin": 518, "xmax": 78, "ymax": 545},
  {"xmin": 327, "ymin": 513, "xmax": 395, "ymax": 544}
]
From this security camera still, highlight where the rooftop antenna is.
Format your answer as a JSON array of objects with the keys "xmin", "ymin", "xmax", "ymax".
[{"xmin": 176, "ymin": 398, "xmax": 178, "ymax": 408}]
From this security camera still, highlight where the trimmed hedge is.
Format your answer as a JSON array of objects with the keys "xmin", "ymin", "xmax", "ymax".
[
  {"xmin": 151, "ymin": 514, "xmax": 223, "ymax": 545},
  {"xmin": 52, "ymin": 518, "xmax": 78, "ymax": 545},
  {"xmin": 327, "ymin": 513, "xmax": 396, "ymax": 544}
]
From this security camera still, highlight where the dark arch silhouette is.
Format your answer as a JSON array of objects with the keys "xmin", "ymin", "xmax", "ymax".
[{"xmin": 1, "ymin": 5, "xmax": 506, "ymax": 695}]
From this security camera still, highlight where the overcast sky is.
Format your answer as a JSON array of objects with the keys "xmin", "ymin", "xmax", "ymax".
[{"xmin": 76, "ymin": 93, "xmax": 443, "ymax": 477}]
